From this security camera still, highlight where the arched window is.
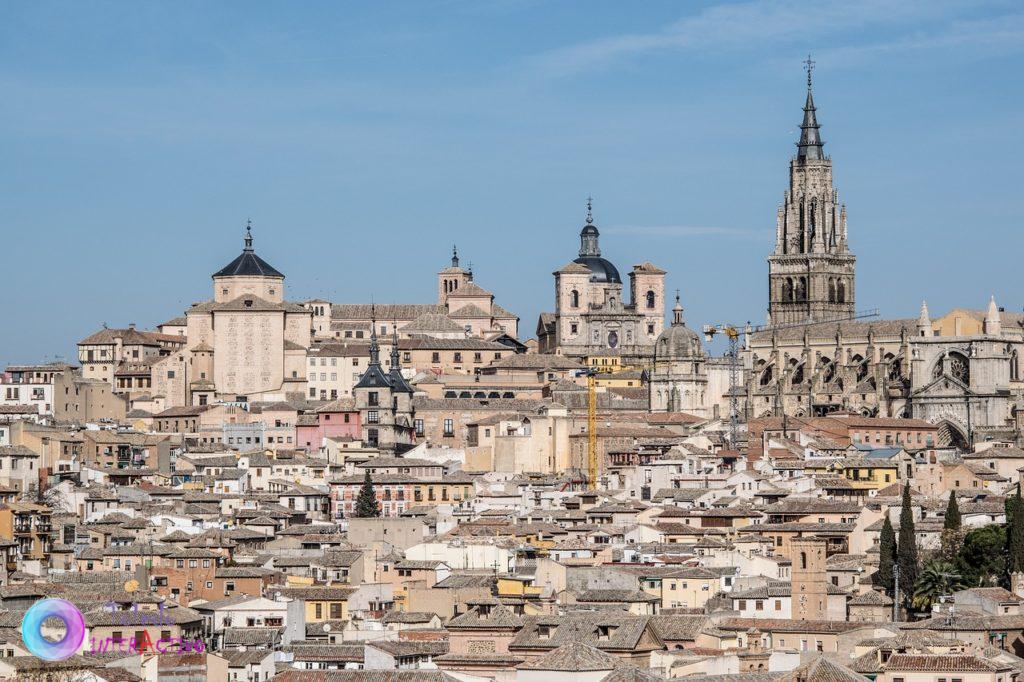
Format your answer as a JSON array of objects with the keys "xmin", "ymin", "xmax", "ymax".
[
  {"xmin": 783, "ymin": 279, "xmax": 793, "ymax": 302},
  {"xmin": 570, "ymin": 290, "xmax": 579, "ymax": 308},
  {"xmin": 828, "ymin": 279, "xmax": 836, "ymax": 303},
  {"xmin": 797, "ymin": 277, "xmax": 807, "ymax": 301},
  {"xmin": 837, "ymin": 280, "xmax": 846, "ymax": 303},
  {"xmin": 1012, "ymin": 350, "xmax": 1020, "ymax": 381},
  {"xmin": 646, "ymin": 290, "xmax": 656, "ymax": 309}
]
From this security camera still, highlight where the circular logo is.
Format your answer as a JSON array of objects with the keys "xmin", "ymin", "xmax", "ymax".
[{"xmin": 21, "ymin": 598, "xmax": 86, "ymax": 661}]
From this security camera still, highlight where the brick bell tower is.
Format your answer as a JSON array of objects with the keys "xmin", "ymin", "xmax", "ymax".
[
  {"xmin": 791, "ymin": 536, "xmax": 828, "ymax": 621},
  {"xmin": 767, "ymin": 57, "xmax": 856, "ymax": 325}
]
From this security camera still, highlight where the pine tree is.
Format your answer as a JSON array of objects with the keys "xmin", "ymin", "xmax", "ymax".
[
  {"xmin": 355, "ymin": 470, "xmax": 381, "ymax": 518},
  {"xmin": 897, "ymin": 484, "xmax": 919, "ymax": 610},
  {"xmin": 944, "ymin": 491, "xmax": 961, "ymax": 531},
  {"xmin": 877, "ymin": 514, "xmax": 897, "ymax": 594}
]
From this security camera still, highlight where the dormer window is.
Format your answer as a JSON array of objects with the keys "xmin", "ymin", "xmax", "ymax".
[{"xmin": 538, "ymin": 624, "xmax": 553, "ymax": 639}]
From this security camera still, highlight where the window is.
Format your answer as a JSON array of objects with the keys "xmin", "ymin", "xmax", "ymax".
[
  {"xmin": 647, "ymin": 324, "xmax": 655, "ymax": 335},
  {"xmin": 646, "ymin": 290, "xmax": 656, "ymax": 309},
  {"xmin": 443, "ymin": 419, "xmax": 454, "ymax": 437},
  {"xmin": 414, "ymin": 419, "xmax": 424, "ymax": 436},
  {"xmin": 454, "ymin": 353, "xmax": 462, "ymax": 363},
  {"xmin": 570, "ymin": 290, "xmax": 579, "ymax": 308},
  {"xmin": 167, "ymin": 370, "xmax": 175, "ymax": 379},
  {"xmin": 431, "ymin": 352, "xmax": 440, "ymax": 363},
  {"xmin": 368, "ymin": 392, "xmax": 379, "ymax": 406},
  {"xmin": 367, "ymin": 410, "xmax": 379, "ymax": 424},
  {"xmin": 570, "ymin": 323, "xmax": 578, "ymax": 334}
]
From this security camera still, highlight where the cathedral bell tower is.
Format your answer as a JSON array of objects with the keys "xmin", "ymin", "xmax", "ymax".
[{"xmin": 767, "ymin": 58, "xmax": 856, "ymax": 325}]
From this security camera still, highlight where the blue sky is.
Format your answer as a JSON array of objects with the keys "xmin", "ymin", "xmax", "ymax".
[{"xmin": 2, "ymin": 0, "xmax": 1023, "ymax": 363}]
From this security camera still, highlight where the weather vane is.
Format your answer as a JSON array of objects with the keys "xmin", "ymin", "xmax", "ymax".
[{"xmin": 803, "ymin": 54, "xmax": 815, "ymax": 88}]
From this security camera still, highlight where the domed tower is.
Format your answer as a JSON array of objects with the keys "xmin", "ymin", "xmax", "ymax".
[
  {"xmin": 649, "ymin": 293, "xmax": 708, "ymax": 415},
  {"xmin": 212, "ymin": 221, "xmax": 285, "ymax": 303}
]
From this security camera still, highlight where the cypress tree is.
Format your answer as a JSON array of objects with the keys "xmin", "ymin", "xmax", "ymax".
[
  {"xmin": 944, "ymin": 491, "xmax": 961, "ymax": 531},
  {"xmin": 355, "ymin": 470, "xmax": 381, "ymax": 518},
  {"xmin": 1010, "ymin": 486, "xmax": 1024, "ymax": 575},
  {"xmin": 877, "ymin": 515, "xmax": 897, "ymax": 594},
  {"xmin": 897, "ymin": 484, "xmax": 919, "ymax": 609}
]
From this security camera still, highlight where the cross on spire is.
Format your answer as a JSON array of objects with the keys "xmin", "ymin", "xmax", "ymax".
[{"xmin": 803, "ymin": 54, "xmax": 815, "ymax": 89}]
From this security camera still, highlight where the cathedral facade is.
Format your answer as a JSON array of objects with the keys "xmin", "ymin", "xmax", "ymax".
[
  {"xmin": 744, "ymin": 68, "xmax": 1024, "ymax": 448},
  {"xmin": 536, "ymin": 201, "xmax": 666, "ymax": 362}
]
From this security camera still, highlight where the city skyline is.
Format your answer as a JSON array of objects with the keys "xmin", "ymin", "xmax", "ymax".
[{"xmin": 2, "ymin": 1, "xmax": 1023, "ymax": 363}]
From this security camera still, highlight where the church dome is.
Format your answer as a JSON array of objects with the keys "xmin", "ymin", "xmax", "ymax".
[
  {"xmin": 213, "ymin": 224, "xmax": 284, "ymax": 279},
  {"xmin": 655, "ymin": 295, "xmax": 704, "ymax": 360},
  {"xmin": 572, "ymin": 256, "xmax": 621, "ymax": 284}
]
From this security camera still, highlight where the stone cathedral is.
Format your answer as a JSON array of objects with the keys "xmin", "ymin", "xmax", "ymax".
[{"xmin": 767, "ymin": 63, "xmax": 856, "ymax": 325}]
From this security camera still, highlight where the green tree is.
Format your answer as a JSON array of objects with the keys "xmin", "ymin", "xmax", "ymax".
[
  {"xmin": 1008, "ymin": 485, "xmax": 1024, "ymax": 576},
  {"xmin": 941, "ymin": 491, "xmax": 965, "ymax": 561},
  {"xmin": 944, "ymin": 491, "xmax": 961, "ymax": 531},
  {"xmin": 354, "ymin": 470, "xmax": 381, "ymax": 518},
  {"xmin": 912, "ymin": 560, "xmax": 964, "ymax": 611},
  {"xmin": 956, "ymin": 524, "xmax": 1006, "ymax": 587},
  {"xmin": 876, "ymin": 515, "xmax": 897, "ymax": 595},
  {"xmin": 897, "ymin": 484, "xmax": 919, "ymax": 610}
]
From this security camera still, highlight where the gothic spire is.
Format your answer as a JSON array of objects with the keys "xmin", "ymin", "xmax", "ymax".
[
  {"xmin": 369, "ymin": 304, "xmax": 380, "ymax": 366},
  {"xmin": 390, "ymin": 318, "xmax": 401, "ymax": 369},
  {"xmin": 796, "ymin": 55, "xmax": 825, "ymax": 161}
]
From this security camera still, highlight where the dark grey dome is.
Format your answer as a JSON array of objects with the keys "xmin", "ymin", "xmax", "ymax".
[
  {"xmin": 573, "ymin": 256, "xmax": 621, "ymax": 284},
  {"xmin": 655, "ymin": 323, "xmax": 704, "ymax": 360},
  {"xmin": 213, "ymin": 226, "xmax": 284, "ymax": 279}
]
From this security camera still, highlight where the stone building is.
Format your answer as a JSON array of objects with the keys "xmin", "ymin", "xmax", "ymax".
[
  {"xmin": 742, "ymin": 68, "xmax": 1024, "ymax": 448},
  {"xmin": 183, "ymin": 224, "xmax": 312, "ymax": 403},
  {"xmin": 308, "ymin": 248, "xmax": 519, "ymax": 342},
  {"xmin": 745, "ymin": 298, "xmax": 1024, "ymax": 448},
  {"xmin": 766, "ymin": 64, "xmax": 856, "ymax": 325},
  {"xmin": 536, "ymin": 200, "xmax": 666, "ymax": 362},
  {"xmin": 648, "ymin": 294, "xmax": 709, "ymax": 417}
]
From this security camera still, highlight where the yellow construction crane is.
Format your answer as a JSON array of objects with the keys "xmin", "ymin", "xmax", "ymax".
[{"xmin": 574, "ymin": 367, "xmax": 604, "ymax": 491}]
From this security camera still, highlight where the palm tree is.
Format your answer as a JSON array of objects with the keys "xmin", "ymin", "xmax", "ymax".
[{"xmin": 912, "ymin": 560, "xmax": 964, "ymax": 611}]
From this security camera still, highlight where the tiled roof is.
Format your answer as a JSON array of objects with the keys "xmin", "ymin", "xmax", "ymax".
[
  {"xmin": 884, "ymin": 655, "xmax": 1007, "ymax": 672},
  {"xmin": 517, "ymin": 641, "xmax": 619, "ymax": 671}
]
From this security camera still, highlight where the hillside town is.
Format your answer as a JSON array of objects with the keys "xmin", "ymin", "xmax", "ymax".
[{"xmin": 2, "ymin": 70, "xmax": 1024, "ymax": 682}]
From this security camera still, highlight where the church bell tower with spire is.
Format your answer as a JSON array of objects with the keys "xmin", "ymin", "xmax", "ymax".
[{"xmin": 767, "ymin": 58, "xmax": 856, "ymax": 325}]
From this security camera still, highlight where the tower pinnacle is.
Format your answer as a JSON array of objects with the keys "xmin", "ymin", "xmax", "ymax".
[
  {"xmin": 244, "ymin": 219, "xmax": 254, "ymax": 251},
  {"xmin": 369, "ymin": 303, "xmax": 380, "ymax": 366},
  {"xmin": 796, "ymin": 56, "xmax": 824, "ymax": 161},
  {"xmin": 451, "ymin": 244, "xmax": 459, "ymax": 268},
  {"xmin": 672, "ymin": 290, "xmax": 684, "ymax": 326}
]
